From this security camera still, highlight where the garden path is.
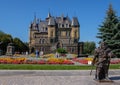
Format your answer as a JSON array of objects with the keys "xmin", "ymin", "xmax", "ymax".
[{"xmin": 0, "ymin": 70, "xmax": 120, "ymax": 85}]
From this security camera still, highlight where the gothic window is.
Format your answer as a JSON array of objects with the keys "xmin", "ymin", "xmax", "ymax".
[
  {"xmin": 42, "ymin": 39, "xmax": 44, "ymax": 44},
  {"xmin": 71, "ymin": 47, "xmax": 74, "ymax": 52},
  {"xmin": 51, "ymin": 31, "xmax": 53, "ymax": 37},
  {"xmin": 39, "ymin": 39, "xmax": 41, "ymax": 44},
  {"xmin": 45, "ymin": 27, "xmax": 47, "ymax": 31},
  {"xmin": 75, "ymin": 31, "xmax": 77, "ymax": 37}
]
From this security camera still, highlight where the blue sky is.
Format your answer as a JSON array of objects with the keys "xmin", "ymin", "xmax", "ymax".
[{"xmin": 0, "ymin": 0, "xmax": 120, "ymax": 46}]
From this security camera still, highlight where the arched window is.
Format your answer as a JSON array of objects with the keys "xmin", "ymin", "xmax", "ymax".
[
  {"xmin": 71, "ymin": 47, "xmax": 74, "ymax": 53},
  {"xmin": 42, "ymin": 39, "xmax": 44, "ymax": 44},
  {"xmin": 39, "ymin": 39, "xmax": 41, "ymax": 44},
  {"xmin": 45, "ymin": 27, "xmax": 47, "ymax": 31},
  {"xmin": 75, "ymin": 31, "xmax": 77, "ymax": 37}
]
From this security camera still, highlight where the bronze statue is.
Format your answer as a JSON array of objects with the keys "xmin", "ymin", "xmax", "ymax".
[{"xmin": 92, "ymin": 42, "xmax": 114, "ymax": 81}]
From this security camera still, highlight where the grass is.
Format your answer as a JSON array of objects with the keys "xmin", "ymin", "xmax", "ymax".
[{"xmin": 0, "ymin": 64, "xmax": 119, "ymax": 70}]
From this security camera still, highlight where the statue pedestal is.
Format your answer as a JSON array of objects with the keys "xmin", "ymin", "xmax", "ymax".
[
  {"xmin": 6, "ymin": 43, "xmax": 15, "ymax": 56},
  {"xmin": 94, "ymin": 79, "xmax": 114, "ymax": 83}
]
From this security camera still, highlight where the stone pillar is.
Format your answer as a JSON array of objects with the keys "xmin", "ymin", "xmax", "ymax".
[
  {"xmin": 6, "ymin": 43, "xmax": 15, "ymax": 56},
  {"xmin": 80, "ymin": 42, "xmax": 84, "ymax": 54},
  {"xmin": 77, "ymin": 42, "xmax": 84, "ymax": 57}
]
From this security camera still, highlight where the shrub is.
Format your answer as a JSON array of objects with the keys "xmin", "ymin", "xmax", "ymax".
[{"xmin": 56, "ymin": 48, "xmax": 67, "ymax": 54}]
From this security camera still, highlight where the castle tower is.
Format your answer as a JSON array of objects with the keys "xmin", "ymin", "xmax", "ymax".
[
  {"xmin": 71, "ymin": 17, "xmax": 80, "ymax": 43},
  {"xmin": 48, "ymin": 17, "xmax": 56, "ymax": 44},
  {"xmin": 29, "ymin": 15, "xmax": 39, "ymax": 53}
]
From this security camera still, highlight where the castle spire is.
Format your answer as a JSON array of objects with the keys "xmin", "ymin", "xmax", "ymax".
[
  {"xmin": 47, "ymin": 12, "xmax": 51, "ymax": 18},
  {"xmin": 33, "ymin": 12, "xmax": 37, "ymax": 23}
]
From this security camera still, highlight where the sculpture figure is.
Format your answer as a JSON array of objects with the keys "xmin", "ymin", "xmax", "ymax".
[{"xmin": 92, "ymin": 42, "xmax": 114, "ymax": 81}]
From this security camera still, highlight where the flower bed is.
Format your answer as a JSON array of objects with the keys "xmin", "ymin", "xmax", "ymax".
[
  {"xmin": 47, "ymin": 58, "xmax": 74, "ymax": 65},
  {"xmin": 0, "ymin": 57, "xmax": 26, "ymax": 64},
  {"xmin": 110, "ymin": 59, "xmax": 120, "ymax": 64},
  {"xmin": 72, "ymin": 58, "xmax": 93, "ymax": 64},
  {"xmin": 72, "ymin": 58, "xmax": 120, "ymax": 65},
  {"xmin": 0, "ymin": 57, "xmax": 74, "ymax": 65}
]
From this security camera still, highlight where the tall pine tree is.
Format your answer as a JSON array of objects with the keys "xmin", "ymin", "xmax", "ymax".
[
  {"xmin": 111, "ymin": 22, "xmax": 120, "ymax": 57},
  {"xmin": 97, "ymin": 4, "xmax": 120, "ymax": 57}
]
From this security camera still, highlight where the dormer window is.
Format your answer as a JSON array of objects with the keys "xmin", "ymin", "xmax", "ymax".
[
  {"xmin": 62, "ymin": 24, "xmax": 64, "ymax": 28},
  {"xmin": 66, "ymin": 24, "xmax": 69, "ymax": 28}
]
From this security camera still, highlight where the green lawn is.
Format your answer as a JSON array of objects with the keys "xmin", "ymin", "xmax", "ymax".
[{"xmin": 0, "ymin": 64, "xmax": 119, "ymax": 70}]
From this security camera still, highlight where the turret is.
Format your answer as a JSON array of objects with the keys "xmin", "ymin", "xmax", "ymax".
[
  {"xmin": 29, "ymin": 15, "xmax": 39, "ymax": 50},
  {"xmin": 48, "ymin": 17, "xmax": 56, "ymax": 43},
  {"xmin": 47, "ymin": 12, "xmax": 51, "ymax": 18},
  {"xmin": 71, "ymin": 17, "xmax": 80, "ymax": 27},
  {"xmin": 71, "ymin": 17, "xmax": 80, "ymax": 43}
]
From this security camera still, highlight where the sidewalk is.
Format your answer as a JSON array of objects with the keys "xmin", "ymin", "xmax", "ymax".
[{"xmin": 0, "ymin": 70, "xmax": 120, "ymax": 85}]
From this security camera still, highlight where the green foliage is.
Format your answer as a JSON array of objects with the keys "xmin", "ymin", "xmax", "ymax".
[
  {"xmin": 0, "ymin": 30, "xmax": 28, "ymax": 54},
  {"xmin": 83, "ymin": 41, "xmax": 96, "ymax": 55},
  {"xmin": 0, "ymin": 30, "xmax": 5, "ymax": 36},
  {"xmin": 0, "ymin": 31, "xmax": 13, "ymax": 54},
  {"xmin": 97, "ymin": 4, "xmax": 119, "ymax": 41},
  {"xmin": 96, "ymin": 4, "xmax": 120, "ymax": 58},
  {"xmin": 56, "ymin": 48, "xmax": 67, "ymax": 54},
  {"xmin": 13, "ymin": 38, "xmax": 29, "ymax": 53}
]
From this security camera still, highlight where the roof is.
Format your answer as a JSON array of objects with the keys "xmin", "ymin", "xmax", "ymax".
[
  {"xmin": 48, "ymin": 17, "xmax": 56, "ymax": 25},
  {"xmin": 56, "ymin": 16, "xmax": 71, "ymax": 24},
  {"xmin": 30, "ymin": 14, "xmax": 79, "ymax": 30},
  {"xmin": 38, "ymin": 21, "xmax": 48, "ymax": 31},
  {"xmin": 71, "ymin": 17, "xmax": 79, "ymax": 27}
]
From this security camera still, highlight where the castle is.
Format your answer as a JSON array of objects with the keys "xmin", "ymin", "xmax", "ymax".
[{"xmin": 29, "ymin": 13, "xmax": 83, "ymax": 54}]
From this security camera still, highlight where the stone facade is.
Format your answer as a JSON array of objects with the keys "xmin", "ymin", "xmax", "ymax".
[{"xmin": 29, "ymin": 13, "xmax": 82, "ymax": 54}]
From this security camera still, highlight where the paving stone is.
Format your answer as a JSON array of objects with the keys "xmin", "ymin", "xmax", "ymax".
[{"xmin": 0, "ymin": 70, "xmax": 120, "ymax": 85}]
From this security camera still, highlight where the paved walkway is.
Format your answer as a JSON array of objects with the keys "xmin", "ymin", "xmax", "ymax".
[{"xmin": 0, "ymin": 70, "xmax": 120, "ymax": 85}]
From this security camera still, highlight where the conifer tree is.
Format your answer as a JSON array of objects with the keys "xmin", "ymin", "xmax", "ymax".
[
  {"xmin": 111, "ymin": 22, "xmax": 120, "ymax": 57},
  {"xmin": 97, "ymin": 4, "xmax": 120, "ymax": 57}
]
